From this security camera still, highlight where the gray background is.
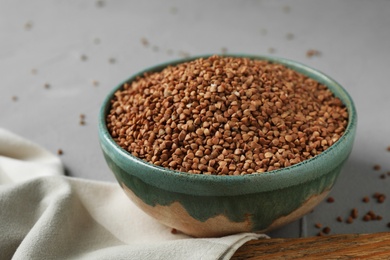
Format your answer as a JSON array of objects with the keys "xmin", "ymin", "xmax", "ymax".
[{"xmin": 1, "ymin": 0, "xmax": 390, "ymax": 238}]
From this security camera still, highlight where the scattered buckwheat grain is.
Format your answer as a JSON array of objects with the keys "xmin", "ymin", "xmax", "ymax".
[
  {"xmin": 368, "ymin": 211, "xmax": 377, "ymax": 220},
  {"xmin": 322, "ymin": 227, "xmax": 331, "ymax": 234},
  {"xmin": 373, "ymin": 192, "xmax": 386, "ymax": 203},
  {"xmin": 378, "ymin": 196, "xmax": 386, "ymax": 203},
  {"xmin": 351, "ymin": 208, "xmax": 358, "ymax": 219},
  {"xmin": 178, "ymin": 51, "xmax": 190, "ymax": 58},
  {"xmin": 92, "ymin": 80, "xmax": 99, "ymax": 87},
  {"xmin": 167, "ymin": 49, "xmax": 174, "ymax": 56},
  {"xmin": 80, "ymin": 114, "xmax": 86, "ymax": 125},
  {"xmin": 286, "ymin": 33, "xmax": 294, "ymax": 40},
  {"xmin": 141, "ymin": 37, "xmax": 149, "ymax": 47},
  {"xmin": 268, "ymin": 48, "xmax": 276, "ymax": 54},
  {"xmin": 363, "ymin": 211, "xmax": 382, "ymax": 222},
  {"xmin": 326, "ymin": 197, "xmax": 335, "ymax": 203},
  {"xmin": 24, "ymin": 21, "xmax": 33, "ymax": 31},
  {"xmin": 282, "ymin": 5, "xmax": 291, "ymax": 14},
  {"xmin": 306, "ymin": 49, "xmax": 321, "ymax": 58},
  {"xmin": 107, "ymin": 56, "xmax": 348, "ymax": 175},
  {"xmin": 363, "ymin": 214, "xmax": 371, "ymax": 222},
  {"xmin": 96, "ymin": 0, "xmax": 105, "ymax": 7}
]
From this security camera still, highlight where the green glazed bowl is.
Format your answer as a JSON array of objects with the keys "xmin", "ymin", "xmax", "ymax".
[{"xmin": 98, "ymin": 54, "xmax": 357, "ymax": 237}]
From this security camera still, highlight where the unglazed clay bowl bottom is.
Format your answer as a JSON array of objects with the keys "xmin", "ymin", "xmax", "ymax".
[{"xmin": 98, "ymin": 54, "xmax": 357, "ymax": 238}]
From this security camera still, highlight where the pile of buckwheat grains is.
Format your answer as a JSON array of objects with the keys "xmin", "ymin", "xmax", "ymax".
[{"xmin": 107, "ymin": 55, "xmax": 348, "ymax": 175}]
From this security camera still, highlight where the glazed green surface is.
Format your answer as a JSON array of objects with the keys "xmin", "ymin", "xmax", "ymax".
[{"xmin": 104, "ymin": 151, "xmax": 345, "ymax": 230}]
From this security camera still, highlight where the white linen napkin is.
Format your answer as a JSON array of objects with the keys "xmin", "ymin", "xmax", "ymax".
[{"xmin": 0, "ymin": 128, "xmax": 266, "ymax": 260}]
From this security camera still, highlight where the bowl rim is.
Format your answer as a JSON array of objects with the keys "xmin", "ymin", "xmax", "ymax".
[{"xmin": 98, "ymin": 54, "xmax": 357, "ymax": 193}]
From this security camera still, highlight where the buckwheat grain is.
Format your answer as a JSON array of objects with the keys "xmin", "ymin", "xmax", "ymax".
[{"xmin": 107, "ymin": 56, "xmax": 348, "ymax": 175}]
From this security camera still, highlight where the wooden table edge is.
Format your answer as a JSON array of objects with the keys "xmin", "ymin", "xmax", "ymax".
[{"xmin": 232, "ymin": 232, "xmax": 390, "ymax": 259}]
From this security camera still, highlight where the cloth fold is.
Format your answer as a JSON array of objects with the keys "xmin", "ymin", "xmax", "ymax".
[{"xmin": 0, "ymin": 128, "xmax": 266, "ymax": 260}]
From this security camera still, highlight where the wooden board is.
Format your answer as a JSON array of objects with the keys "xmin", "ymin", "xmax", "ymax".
[{"xmin": 232, "ymin": 232, "xmax": 390, "ymax": 259}]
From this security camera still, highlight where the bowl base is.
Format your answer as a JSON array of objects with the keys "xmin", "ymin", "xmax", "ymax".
[{"xmin": 121, "ymin": 184, "xmax": 330, "ymax": 238}]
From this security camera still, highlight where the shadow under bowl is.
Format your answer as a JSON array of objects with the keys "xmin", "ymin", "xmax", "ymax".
[{"xmin": 98, "ymin": 54, "xmax": 357, "ymax": 237}]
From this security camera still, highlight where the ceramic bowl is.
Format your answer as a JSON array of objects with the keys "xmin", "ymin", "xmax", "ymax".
[{"xmin": 98, "ymin": 54, "xmax": 357, "ymax": 237}]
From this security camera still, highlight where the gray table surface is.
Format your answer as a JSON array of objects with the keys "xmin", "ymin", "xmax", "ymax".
[{"xmin": 1, "ymin": 0, "xmax": 390, "ymax": 239}]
